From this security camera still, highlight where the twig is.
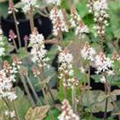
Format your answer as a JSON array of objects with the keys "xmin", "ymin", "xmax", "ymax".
[
  {"xmin": 72, "ymin": 85, "xmax": 76, "ymax": 112},
  {"xmin": 44, "ymin": 39, "xmax": 60, "ymax": 45}
]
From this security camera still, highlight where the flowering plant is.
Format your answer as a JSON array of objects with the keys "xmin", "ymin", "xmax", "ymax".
[{"xmin": 0, "ymin": 0, "xmax": 120, "ymax": 120}]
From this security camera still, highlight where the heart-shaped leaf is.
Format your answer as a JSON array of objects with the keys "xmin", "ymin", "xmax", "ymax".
[{"xmin": 25, "ymin": 105, "xmax": 50, "ymax": 120}]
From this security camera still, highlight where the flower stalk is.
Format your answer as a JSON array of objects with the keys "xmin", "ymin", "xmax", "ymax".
[
  {"xmin": 12, "ymin": 11, "xmax": 21, "ymax": 48},
  {"xmin": 19, "ymin": 71, "xmax": 36, "ymax": 107},
  {"xmin": 29, "ymin": 5, "xmax": 34, "ymax": 32},
  {"xmin": 25, "ymin": 75, "xmax": 42, "ymax": 105}
]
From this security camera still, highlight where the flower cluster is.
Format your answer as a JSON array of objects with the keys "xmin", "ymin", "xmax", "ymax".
[
  {"xmin": 75, "ymin": 20, "xmax": 89, "ymax": 38},
  {"xmin": 8, "ymin": 0, "xmax": 18, "ymax": 14},
  {"xmin": 100, "ymin": 70, "xmax": 114, "ymax": 83},
  {"xmin": 93, "ymin": 0, "xmax": 109, "ymax": 37},
  {"xmin": 32, "ymin": 66, "xmax": 40, "ymax": 77},
  {"xmin": 70, "ymin": 6, "xmax": 81, "ymax": 28},
  {"xmin": 5, "ymin": 110, "xmax": 15, "ymax": 118},
  {"xmin": 12, "ymin": 55, "xmax": 22, "ymax": 70},
  {"xmin": 100, "ymin": 75, "xmax": 106, "ymax": 83},
  {"xmin": 50, "ymin": 7, "xmax": 69, "ymax": 36},
  {"xmin": 21, "ymin": 0, "xmax": 38, "ymax": 13},
  {"xmin": 94, "ymin": 52, "xmax": 113, "ymax": 74},
  {"xmin": 58, "ymin": 99, "xmax": 80, "ymax": 120},
  {"xmin": 0, "ymin": 28, "xmax": 5, "ymax": 56},
  {"xmin": 9, "ymin": 30, "xmax": 17, "ymax": 41},
  {"xmin": 45, "ymin": 0, "xmax": 61, "ymax": 6},
  {"xmin": 29, "ymin": 28, "xmax": 49, "ymax": 68},
  {"xmin": 81, "ymin": 42, "xmax": 96, "ymax": 61},
  {"xmin": 70, "ymin": 6, "xmax": 89, "ymax": 38},
  {"xmin": 87, "ymin": 0, "xmax": 94, "ymax": 13},
  {"xmin": 112, "ymin": 52, "xmax": 120, "ymax": 61},
  {"xmin": 0, "ymin": 61, "xmax": 17, "ymax": 101},
  {"xmin": 58, "ymin": 50, "xmax": 75, "ymax": 87}
]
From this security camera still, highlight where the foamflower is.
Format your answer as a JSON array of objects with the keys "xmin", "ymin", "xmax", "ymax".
[
  {"xmin": 58, "ymin": 50, "xmax": 76, "ymax": 87},
  {"xmin": 21, "ymin": 0, "xmax": 38, "ymax": 13},
  {"xmin": 29, "ymin": 28, "xmax": 50, "ymax": 68},
  {"xmin": 58, "ymin": 99, "xmax": 80, "ymax": 120},
  {"xmin": 50, "ymin": 7, "xmax": 69, "ymax": 36},
  {"xmin": 45, "ymin": 0, "xmax": 61, "ymax": 6},
  {"xmin": 81, "ymin": 42, "xmax": 96, "ymax": 61},
  {"xmin": 94, "ymin": 52, "xmax": 113, "ymax": 74}
]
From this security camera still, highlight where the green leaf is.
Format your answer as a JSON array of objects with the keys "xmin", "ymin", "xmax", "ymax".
[
  {"xmin": 15, "ymin": 87, "xmax": 31, "ymax": 120},
  {"xmin": 14, "ymin": 2, "xmax": 24, "ymax": 8},
  {"xmin": 76, "ymin": 0, "xmax": 89, "ymax": 18},
  {"xmin": 45, "ymin": 109, "xmax": 60, "ymax": 120},
  {"xmin": 109, "ymin": 0, "xmax": 120, "ymax": 38},
  {"xmin": 46, "ymin": 45, "xmax": 58, "ymax": 65},
  {"xmin": 91, "ymin": 74, "xmax": 102, "ymax": 83},
  {"xmin": 17, "ymin": 48, "xmax": 29, "ymax": 60},
  {"xmin": 81, "ymin": 90, "xmax": 117, "ymax": 113},
  {"xmin": 0, "ymin": 2, "xmax": 8, "ymax": 18},
  {"xmin": 58, "ymin": 81, "xmax": 72, "ymax": 103}
]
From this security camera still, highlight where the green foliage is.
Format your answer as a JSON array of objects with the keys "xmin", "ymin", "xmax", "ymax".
[
  {"xmin": 45, "ymin": 109, "xmax": 60, "ymax": 120},
  {"xmin": 58, "ymin": 80, "xmax": 72, "ymax": 103},
  {"xmin": 15, "ymin": 87, "xmax": 31, "ymax": 120},
  {"xmin": 109, "ymin": 0, "xmax": 120, "ymax": 38},
  {"xmin": 81, "ymin": 90, "xmax": 120, "ymax": 113},
  {"xmin": 76, "ymin": 0, "xmax": 89, "ymax": 18},
  {"xmin": 0, "ymin": 1, "xmax": 8, "ymax": 18},
  {"xmin": 17, "ymin": 48, "xmax": 29, "ymax": 60}
]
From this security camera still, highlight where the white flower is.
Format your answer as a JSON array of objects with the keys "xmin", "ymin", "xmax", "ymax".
[
  {"xmin": 0, "ymin": 47, "xmax": 5, "ymax": 56},
  {"xmin": 87, "ymin": 0, "xmax": 94, "ymax": 13},
  {"xmin": 58, "ymin": 51, "xmax": 76, "ymax": 87},
  {"xmin": 0, "ymin": 61, "xmax": 17, "ymax": 101},
  {"xmin": 75, "ymin": 20, "xmax": 89, "ymax": 38},
  {"xmin": 7, "ymin": 92, "xmax": 17, "ymax": 101},
  {"xmin": 112, "ymin": 52, "xmax": 120, "ymax": 61},
  {"xmin": 8, "ymin": 0, "xmax": 18, "ymax": 14},
  {"xmin": 0, "ymin": 28, "xmax": 5, "ymax": 56},
  {"xmin": 81, "ymin": 42, "xmax": 96, "ymax": 61},
  {"xmin": 107, "ymin": 70, "xmax": 115, "ymax": 76},
  {"xmin": 100, "ymin": 76, "xmax": 106, "ymax": 83},
  {"xmin": 58, "ymin": 51, "xmax": 73, "ymax": 64},
  {"xmin": 21, "ymin": 0, "xmax": 38, "ymax": 13},
  {"xmin": 5, "ymin": 110, "xmax": 16, "ymax": 118},
  {"xmin": 58, "ymin": 45, "xmax": 62, "ymax": 51},
  {"xmin": 10, "ymin": 111, "xmax": 15, "ymax": 118},
  {"xmin": 5, "ymin": 111, "xmax": 9, "ymax": 116},
  {"xmin": 0, "ymin": 28, "xmax": 3, "ymax": 35},
  {"xmin": 70, "ymin": 6, "xmax": 81, "ymax": 28},
  {"xmin": 80, "ymin": 66, "xmax": 85, "ymax": 74},
  {"xmin": 94, "ymin": 52, "xmax": 113, "ymax": 74},
  {"xmin": 45, "ymin": 0, "xmax": 61, "ymax": 6},
  {"xmin": 29, "ymin": 29, "xmax": 49, "ymax": 68},
  {"xmin": 58, "ymin": 99, "xmax": 80, "ymax": 120},
  {"xmin": 50, "ymin": 7, "xmax": 69, "ymax": 36},
  {"xmin": 92, "ymin": 0, "xmax": 109, "ymax": 37},
  {"xmin": 93, "ymin": 0, "xmax": 108, "ymax": 12}
]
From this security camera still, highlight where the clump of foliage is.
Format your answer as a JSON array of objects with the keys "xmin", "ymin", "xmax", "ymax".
[{"xmin": 0, "ymin": 0, "xmax": 120, "ymax": 120}]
